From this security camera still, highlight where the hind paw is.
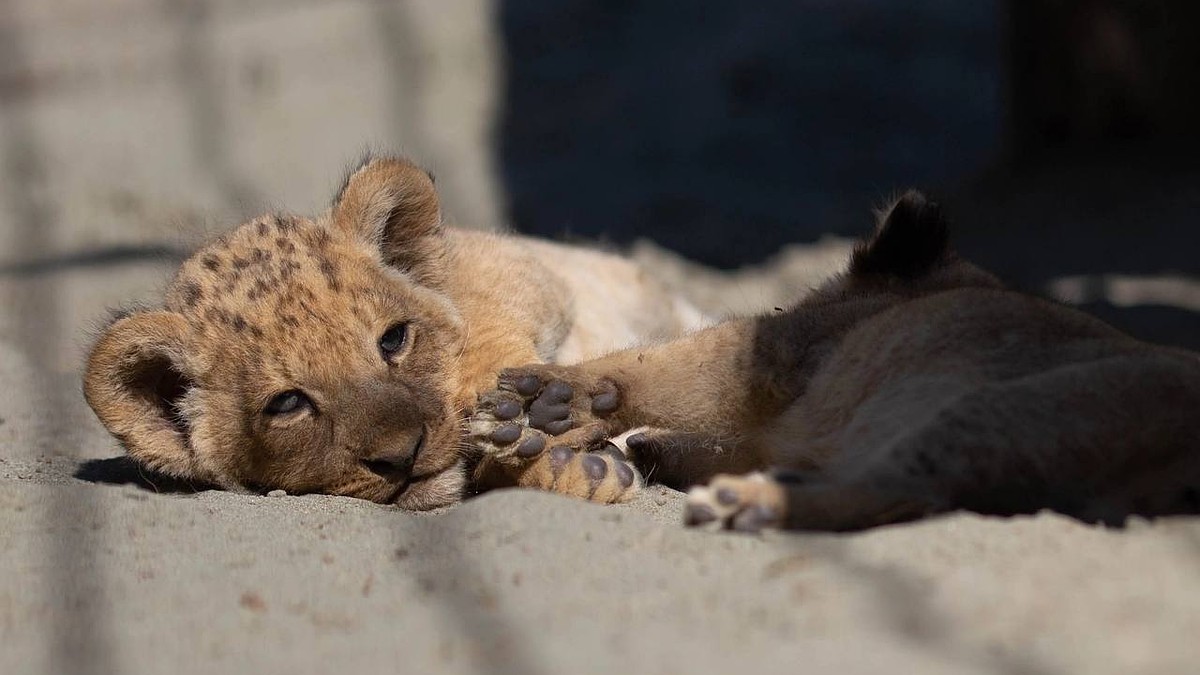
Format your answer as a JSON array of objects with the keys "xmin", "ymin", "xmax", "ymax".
[
  {"xmin": 528, "ymin": 444, "xmax": 642, "ymax": 503},
  {"xmin": 684, "ymin": 472, "xmax": 787, "ymax": 533}
]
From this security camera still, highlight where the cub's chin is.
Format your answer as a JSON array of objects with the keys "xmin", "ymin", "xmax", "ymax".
[{"xmin": 394, "ymin": 459, "xmax": 467, "ymax": 510}]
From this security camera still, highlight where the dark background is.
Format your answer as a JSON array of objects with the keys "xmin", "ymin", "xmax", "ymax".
[
  {"xmin": 498, "ymin": 0, "xmax": 1200, "ymax": 348},
  {"xmin": 500, "ymin": 0, "xmax": 1001, "ymax": 265}
]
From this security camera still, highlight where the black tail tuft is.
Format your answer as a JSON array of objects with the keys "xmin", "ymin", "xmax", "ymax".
[{"xmin": 850, "ymin": 190, "xmax": 951, "ymax": 280}]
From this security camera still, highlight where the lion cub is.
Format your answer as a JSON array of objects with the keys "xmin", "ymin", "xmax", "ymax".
[
  {"xmin": 84, "ymin": 156, "xmax": 703, "ymax": 509},
  {"xmin": 472, "ymin": 191, "xmax": 1200, "ymax": 530}
]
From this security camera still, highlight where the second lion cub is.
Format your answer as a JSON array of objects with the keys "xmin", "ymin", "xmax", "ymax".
[{"xmin": 472, "ymin": 192, "xmax": 1200, "ymax": 530}]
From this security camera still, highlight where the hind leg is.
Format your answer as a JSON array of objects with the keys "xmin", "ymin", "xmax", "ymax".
[
  {"xmin": 617, "ymin": 428, "xmax": 764, "ymax": 489},
  {"xmin": 688, "ymin": 354, "xmax": 1200, "ymax": 532}
]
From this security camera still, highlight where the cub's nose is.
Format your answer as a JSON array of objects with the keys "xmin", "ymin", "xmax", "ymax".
[
  {"xmin": 360, "ymin": 428, "xmax": 424, "ymax": 480},
  {"xmin": 361, "ymin": 450, "xmax": 414, "ymax": 480}
]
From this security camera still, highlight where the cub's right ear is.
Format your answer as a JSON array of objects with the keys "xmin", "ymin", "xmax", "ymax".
[
  {"xmin": 331, "ymin": 155, "xmax": 446, "ymax": 287},
  {"xmin": 83, "ymin": 311, "xmax": 204, "ymax": 482}
]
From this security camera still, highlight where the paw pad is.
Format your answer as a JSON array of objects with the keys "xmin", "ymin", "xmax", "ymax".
[
  {"xmin": 580, "ymin": 454, "xmax": 607, "ymax": 481},
  {"xmin": 591, "ymin": 391, "xmax": 620, "ymax": 414},
  {"xmin": 515, "ymin": 435, "xmax": 545, "ymax": 458},
  {"xmin": 549, "ymin": 446, "xmax": 573, "ymax": 474},
  {"xmin": 490, "ymin": 423, "xmax": 522, "ymax": 445},
  {"xmin": 494, "ymin": 400, "xmax": 522, "ymax": 420},
  {"xmin": 513, "ymin": 375, "xmax": 541, "ymax": 396}
]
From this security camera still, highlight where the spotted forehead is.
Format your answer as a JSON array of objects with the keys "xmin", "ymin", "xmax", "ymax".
[{"xmin": 166, "ymin": 214, "xmax": 391, "ymax": 347}]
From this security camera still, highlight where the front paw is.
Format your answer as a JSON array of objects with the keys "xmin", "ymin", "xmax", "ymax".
[
  {"xmin": 468, "ymin": 365, "xmax": 641, "ymax": 503},
  {"xmin": 467, "ymin": 395, "xmax": 643, "ymax": 503},
  {"xmin": 469, "ymin": 388, "xmax": 555, "ymax": 468},
  {"xmin": 494, "ymin": 365, "xmax": 623, "ymax": 442}
]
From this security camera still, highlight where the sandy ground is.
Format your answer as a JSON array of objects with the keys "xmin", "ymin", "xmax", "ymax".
[{"xmin": 2, "ymin": 2, "xmax": 1199, "ymax": 674}]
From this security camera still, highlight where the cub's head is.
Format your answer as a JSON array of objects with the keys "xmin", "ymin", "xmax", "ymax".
[{"xmin": 84, "ymin": 157, "xmax": 470, "ymax": 509}]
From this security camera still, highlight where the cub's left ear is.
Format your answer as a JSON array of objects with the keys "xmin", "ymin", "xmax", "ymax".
[{"xmin": 331, "ymin": 155, "xmax": 446, "ymax": 287}]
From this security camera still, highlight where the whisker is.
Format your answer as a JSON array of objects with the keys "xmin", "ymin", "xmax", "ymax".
[{"xmin": 455, "ymin": 320, "xmax": 471, "ymax": 362}]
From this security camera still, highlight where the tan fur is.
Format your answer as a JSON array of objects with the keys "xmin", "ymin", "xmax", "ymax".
[
  {"xmin": 478, "ymin": 192, "xmax": 1200, "ymax": 530},
  {"xmin": 83, "ymin": 156, "xmax": 701, "ymax": 509}
]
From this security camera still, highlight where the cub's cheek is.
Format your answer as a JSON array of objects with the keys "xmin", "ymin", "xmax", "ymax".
[{"xmin": 412, "ymin": 416, "xmax": 467, "ymax": 471}]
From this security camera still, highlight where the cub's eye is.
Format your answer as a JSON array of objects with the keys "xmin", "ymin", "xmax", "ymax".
[
  {"xmin": 379, "ymin": 323, "xmax": 409, "ymax": 360},
  {"xmin": 264, "ymin": 390, "xmax": 311, "ymax": 416}
]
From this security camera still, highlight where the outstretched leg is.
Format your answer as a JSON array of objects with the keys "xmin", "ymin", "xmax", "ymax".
[{"xmin": 469, "ymin": 311, "xmax": 821, "ymax": 466}]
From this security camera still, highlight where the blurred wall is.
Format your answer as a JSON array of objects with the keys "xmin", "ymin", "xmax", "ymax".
[{"xmin": 0, "ymin": 0, "xmax": 506, "ymax": 267}]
